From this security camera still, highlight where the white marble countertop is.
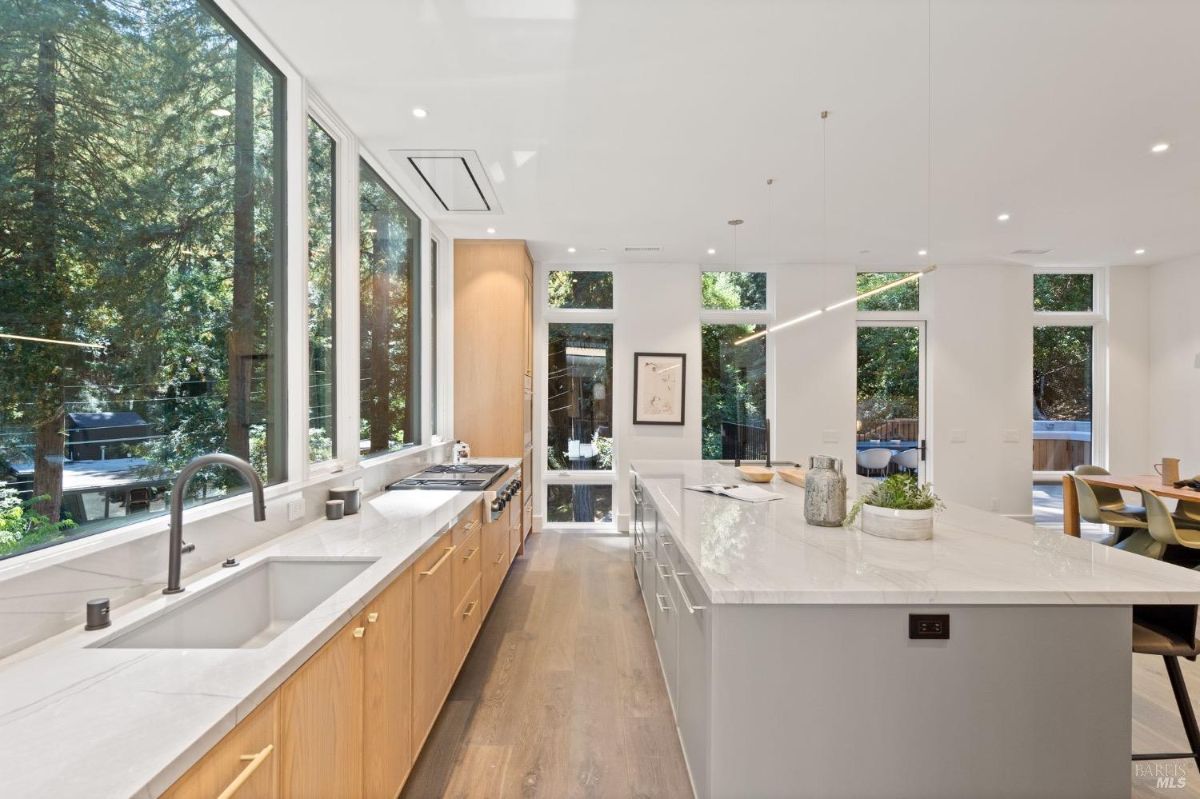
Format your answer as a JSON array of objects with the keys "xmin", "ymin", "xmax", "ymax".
[
  {"xmin": 632, "ymin": 459, "xmax": 1200, "ymax": 606},
  {"xmin": 0, "ymin": 458, "xmax": 517, "ymax": 799}
]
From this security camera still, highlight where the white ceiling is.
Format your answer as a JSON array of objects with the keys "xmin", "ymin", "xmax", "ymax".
[{"xmin": 236, "ymin": 0, "xmax": 1200, "ymax": 268}]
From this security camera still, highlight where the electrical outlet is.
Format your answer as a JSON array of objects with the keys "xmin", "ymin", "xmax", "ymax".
[
  {"xmin": 1002, "ymin": 429, "xmax": 1020, "ymax": 443},
  {"xmin": 951, "ymin": 429, "xmax": 967, "ymax": 443},
  {"xmin": 286, "ymin": 495, "xmax": 305, "ymax": 522},
  {"xmin": 909, "ymin": 613, "xmax": 950, "ymax": 640},
  {"xmin": 822, "ymin": 430, "xmax": 839, "ymax": 443}
]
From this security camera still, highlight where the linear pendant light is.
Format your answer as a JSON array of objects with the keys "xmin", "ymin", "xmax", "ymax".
[{"xmin": 734, "ymin": 266, "xmax": 936, "ymax": 345}]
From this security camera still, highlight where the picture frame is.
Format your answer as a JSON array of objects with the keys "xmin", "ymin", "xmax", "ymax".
[{"xmin": 633, "ymin": 352, "xmax": 686, "ymax": 425}]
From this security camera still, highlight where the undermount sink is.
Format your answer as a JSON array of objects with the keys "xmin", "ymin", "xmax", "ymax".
[{"xmin": 93, "ymin": 557, "xmax": 377, "ymax": 650}]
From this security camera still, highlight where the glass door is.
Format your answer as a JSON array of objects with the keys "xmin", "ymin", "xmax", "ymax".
[{"xmin": 856, "ymin": 322, "xmax": 927, "ymax": 480}]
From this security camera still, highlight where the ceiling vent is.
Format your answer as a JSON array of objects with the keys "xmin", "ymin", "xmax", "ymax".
[
  {"xmin": 1011, "ymin": 248, "xmax": 1053, "ymax": 256},
  {"xmin": 623, "ymin": 245, "xmax": 662, "ymax": 253},
  {"xmin": 389, "ymin": 149, "xmax": 501, "ymax": 214}
]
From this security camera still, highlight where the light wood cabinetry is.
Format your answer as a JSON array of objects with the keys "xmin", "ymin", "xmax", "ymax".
[
  {"xmin": 362, "ymin": 568, "xmax": 413, "ymax": 799},
  {"xmin": 412, "ymin": 529, "xmax": 457, "ymax": 751},
  {"xmin": 279, "ymin": 620, "xmax": 365, "ymax": 799},
  {"xmin": 454, "ymin": 239, "xmax": 534, "ymax": 542},
  {"xmin": 165, "ymin": 498, "xmax": 518, "ymax": 799},
  {"xmin": 162, "ymin": 693, "xmax": 278, "ymax": 799}
]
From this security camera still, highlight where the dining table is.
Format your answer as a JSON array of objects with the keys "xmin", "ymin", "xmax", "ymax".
[{"xmin": 1061, "ymin": 473, "xmax": 1200, "ymax": 536}]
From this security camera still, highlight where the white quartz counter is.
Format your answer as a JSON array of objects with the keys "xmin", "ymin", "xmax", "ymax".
[
  {"xmin": 0, "ymin": 458, "xmax": 518, "ymax": 799},
  {"xmin": 632, "ymin": 459, "xmax": 1200, "ymax": 606}
]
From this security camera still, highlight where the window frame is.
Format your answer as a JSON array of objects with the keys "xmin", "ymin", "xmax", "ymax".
[
  {"xmin": 539, "ymin": 266, "xmax": 618, "ymax": 529},
  {"xmin": 853, "ymin": 269, "xmax": 929, "ymax": 320},
  {"xmin": 1031, "ymin": 267, "xmax": 1108, "ymax": 480},
  {"xmin": 698, "ymin": 267, "xmax": 774, "ymax": 461}
]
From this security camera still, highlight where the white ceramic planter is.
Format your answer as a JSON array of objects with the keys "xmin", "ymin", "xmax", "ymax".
[{"xmin": 860, "ymin": 503, "xmax": 934, "ymax": 540}]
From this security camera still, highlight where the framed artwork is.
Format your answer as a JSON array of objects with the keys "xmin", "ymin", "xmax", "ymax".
[{"xmin": 633, "ymin": 352, "xmax": 686, "ymax": 425}]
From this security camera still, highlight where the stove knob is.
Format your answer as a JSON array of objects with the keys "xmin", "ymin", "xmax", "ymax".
[{"xmin": 491, "ymin": 498, "xmax": 503, "ymax": 513}]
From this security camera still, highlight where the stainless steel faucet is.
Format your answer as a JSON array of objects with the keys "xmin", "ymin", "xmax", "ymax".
[{"xmin": 164, "ymin": 453, "xmax": 266, "ymax": 595}]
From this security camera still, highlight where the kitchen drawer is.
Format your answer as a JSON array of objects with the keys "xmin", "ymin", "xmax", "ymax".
[
  {"xmin": 481, "ymin": 517, "xmax": 508, "ymax": 615},
  {"xmin": 452, "ymin": 524, "xmax": 482, "ymax": 606},
  {"xmin": 454, "ymin": 574, "xmax": 483, "ymax": 664},
  {"xmin": 508, "ymin": 499, "xmax": 521, "ymax": 562},
  {"xmin": 163, "ymin": 693, "xmax": 278, "ymax": 799},
  {"xmin": 452, "ymin": 502, "xmax": 483, "ymax": 548}
]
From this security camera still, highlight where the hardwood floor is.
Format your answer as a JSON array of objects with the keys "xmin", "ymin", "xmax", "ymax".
[
  {"xmin": 402, "ymin": 526, "xmax": 1200, "ymax": 798},
  {"xmin": 401, "ymin": 528, "xmax": 693, "ymax": 799}
]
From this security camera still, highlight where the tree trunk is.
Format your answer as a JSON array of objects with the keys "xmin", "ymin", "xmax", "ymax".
[
  {"xmin": 227, "ymin": 44, "xmax": 255, "ymax": 462},
  {"xmin": 30, "ymin": 32, "xmax": 64, "ymax": 521},
  {"xmin": 368, "ymin": 211, "xmax": 392, "ymax": 453}
]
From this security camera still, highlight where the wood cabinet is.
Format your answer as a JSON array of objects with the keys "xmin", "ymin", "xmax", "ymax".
[
  {"xmin": 412, "ymin": 529, "xmax": 457, "ymax": 751},
  {"xmin": 362, "ymin": 568, "xmax": 413, "ymax": 799},
  {"xmin": 454, "ymin": 239, "xmax": 535, "ymax": 543},
  {"xmin": 162, "ymin": 693, "xmax": 278, "ymax": 799},
  {"xmin": 453, "ymin": 574, "xmax": 483, "ymax": 667},
  {"xmin": 279, "ymin": 620, "xmax": 365, "ymax": 799},
  {"xmin": 480, "ymin": 514, "xmax": 508, "ymax": 616}
]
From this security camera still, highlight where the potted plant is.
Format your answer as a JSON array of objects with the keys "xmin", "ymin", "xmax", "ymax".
[{"xmin": 845, "ymin": 474, "xmax": 944, "ymax": 540}]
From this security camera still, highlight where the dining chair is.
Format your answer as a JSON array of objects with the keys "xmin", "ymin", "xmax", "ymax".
[
  {"xmin": 856, "ymin": 448, "xmax": 893, "ymax": 477},
  {"xmin": 1071, "ymin": 474, "xmax": 1149, "ymax": 548},
  {"xmin": 1075, "ymin": 465, "xmax": 1148, "ymax": 519},
  {"xmin": 1173, "ymin": 498, "xmax": 1200, "ymax": 531},
  {"xmin": 892, "ymin": 448, "xmax": 920, "ymax": 474},
  {"xmin": 1139, "ymin": 488, "xmax": 1200, "ymax": 550}
]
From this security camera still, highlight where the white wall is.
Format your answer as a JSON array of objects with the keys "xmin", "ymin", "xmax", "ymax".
[
  {"xmin": 926, "ymin": 265, "xmax": 1033, "ymax": 516},
  {"xmin": 1107, "ymin": 265, "xmax": 1151, "ymax": 475},
  {"xmin": 1148, "ymin": 255, "xmax": 1200, "ymax": 476}
]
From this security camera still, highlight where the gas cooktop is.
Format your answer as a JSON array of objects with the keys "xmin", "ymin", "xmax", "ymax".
[{"xmin": 386, "ymin": 462, "xmax": 506, "ymax": 491}]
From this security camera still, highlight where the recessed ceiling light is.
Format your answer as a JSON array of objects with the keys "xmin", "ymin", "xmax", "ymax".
[
  {"xmin": 707, "ymin": 248, "xmax": 716, "ymax": 255},
  {"xmin": 567, "ymin": 247, "xmax": 576, "ymax": 254},
  {"xmin": 996, "ymin": 213, "xmax": 1011, "ymax": 222},
  {"xmin": 917, "ymin": 249, "xmax": 928, "ymax": 256},
  {"xmin": 1135, "ymin": 248, "xmax": 1146, "ymax": 255},
  {"xmin": 210, "ymin": 108, "xmax": 230, "ymax": 117},
  {"xmin": 411, "ymin": 107, "xmax": 428, "ymax": 119},
  {"xmin": 486, "ymin": 227, "xmax": 496, "ymax": 234},
  {"xmin": 1151, "ymin": 142, "xmax": 1170, "ymax": 154}
]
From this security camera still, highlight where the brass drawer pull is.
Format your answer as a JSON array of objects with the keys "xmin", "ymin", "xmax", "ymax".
[
  {"xmin": 462, "ymin": 600, "xmax": 479, "ymax": 618},
  {"xmin": 352, "ymin": 626, "xmax": 366, "ymax": 638},
  {"xmin": 465, "ymin": 520, "xmax": 482, "ymax": 533},
  {"xmin": 216, "ymin": 743, "xmax": 274, "ymax": 799},
  {"xmin": 494, "ymin": 552, "xmax": 505, "ymax": 564},
  {"xmin": 462, "ymin": 546, "xmax": 480, "ymax": 562},
  {"xmin": 367, "ymin": 612, "xmax": 379, "ymax": 623},
  {"xmin": 420, "ymin": 545, "xmax": 456, "ymax": 576}
]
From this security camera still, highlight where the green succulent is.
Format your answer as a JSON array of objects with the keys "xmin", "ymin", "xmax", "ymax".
[{"xmin": 845, "ymin": 473, "xmax": 944, "ymax": 527}]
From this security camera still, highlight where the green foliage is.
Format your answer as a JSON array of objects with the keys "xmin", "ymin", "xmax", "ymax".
[
  {"xmin": 1034, "ymin": 273, "xmax": 1093, "ymax": 312},
  {"xmin": 845, "ymin": 474, "xmax": 943, "ymax": 526},
  {"xmin": 856, "ymin": 326, "xmax": 919, "ymax": 436},
  {"xmin": 0, "ymin": 487, "xmax": 76, "ymax": 557},
  {"xmin": 701, "ymin": 272, "xmax": 766, "ymax": 310},
  {"xmin": 701, "ymin": 323, "xmax": 766, "ymax": 459},
  {"xmin": 547, "ymin": 270, "xmax": 613, "ymax": 309},
  {"xmin": 1033, "ymin": 326, "xmax": 1092, "ymax": 421},
  {"xmin": 856, "ymin": 272, "xmax": 920, "ymax": 312},
  {"xmin": 591, "ymin": 431, "xmax": 613, "ymax": 470}
]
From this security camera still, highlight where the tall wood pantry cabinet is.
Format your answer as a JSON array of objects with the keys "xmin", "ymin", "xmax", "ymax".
[{"xmin": 453, "ymin": 239, "xmax": 534, "ymax": 544}]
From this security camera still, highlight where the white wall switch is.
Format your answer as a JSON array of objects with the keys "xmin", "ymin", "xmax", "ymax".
[
  {"xmin": 286, "ymin": 495, "xmax": 305, "ymax": 522},
  {"xmin": 1002, "ymin": 429, "xmax": 1020, "ymax": 443},
  {"xmin": 822, "ymin": 430, "xmax": 840, "ymax": 443},
  {"xmin": 951, "ymin": 429, "xmax": 967, "ymax": 443}
]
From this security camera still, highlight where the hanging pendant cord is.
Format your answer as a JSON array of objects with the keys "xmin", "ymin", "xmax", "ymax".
[
  {"xmin": 821, "ymin": 110, "xmax": 829, "ymax": 264},
  {"xmin": 926, "ymin": 0, "xmax": 934, "ymax": 256}
]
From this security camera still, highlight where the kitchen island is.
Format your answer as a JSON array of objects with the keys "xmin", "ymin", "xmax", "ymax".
[{"xmin": 630, "ymin": 459, "xmax": 1200, "ymax": 799}]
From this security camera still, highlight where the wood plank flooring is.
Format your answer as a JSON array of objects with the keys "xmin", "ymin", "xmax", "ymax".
[
  {"xmin": 401, "ymin": 528, "xmax": 693, "ymax": 799},
  {"xmin": 402, "ymin": 526, "xmax": 1200, "ymax": 798}
]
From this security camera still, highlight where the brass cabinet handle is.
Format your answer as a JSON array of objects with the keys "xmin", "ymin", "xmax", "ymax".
[
  {"xmin": 420, "ymin": 545, "xmax": 456, "ymax": 576},
  {"xmin": 352, "ymin": 627, "xmax": 366, "ymax": 638},
  {"xmin": 465, "ymin": 519, "xmax": 481, "ymax": 532},
  {"xmin": 462, "ymin": 546, "xmax": 480, "ymax": 562},
  {"xmin": 462, "ymin": 600, "xmax": 479, "ymax": 618},
  {"xmin": 493, "ymin": 552, "xmax": 505, "ymax": 564},
  {"xmin": 216, "ymin": 743, "xmax": 274, "ymax": 799},
  {"xmin": 367, "ymin": 612, "xmax": 379, "ymax": 623}
]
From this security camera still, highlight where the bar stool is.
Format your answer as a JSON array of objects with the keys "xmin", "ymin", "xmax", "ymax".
[
  {"xmin": 1072, "ymin": 476, "xmax": 1152, "ymax": 552},
  {"xmin": 1132, "ymin": 618, "xmax": 1200, "ymax": 769},
  {"xmin": 1131, "ymin": 489, "xmax": 1200, "ymax": 768}
]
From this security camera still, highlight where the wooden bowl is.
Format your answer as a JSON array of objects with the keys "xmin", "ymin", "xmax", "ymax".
[
  {"xmin": 777, "ymin": 467, "xmax": 808, "ymax": 488},
  {"xmin": 737, "ymin": 465, "xmax": 775, "ymax": 483}
]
